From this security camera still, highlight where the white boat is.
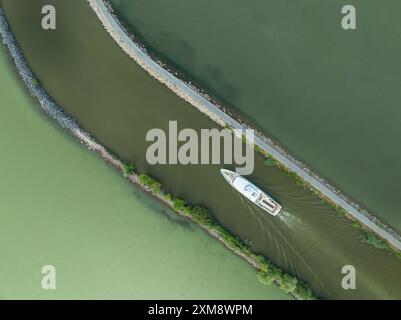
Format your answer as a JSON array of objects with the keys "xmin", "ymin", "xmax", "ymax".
[{"xmin": 220, "ymin": 169, "xmax": 281, "ymax": 216}]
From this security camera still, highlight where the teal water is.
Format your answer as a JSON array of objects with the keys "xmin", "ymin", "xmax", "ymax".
[
  {"xmin": 109, "ymin": 0, "xmax": 401, "ymax": 231},
  {"xmin": 0, "ymin": 43, "xmax": 290, "ymax": 299}
]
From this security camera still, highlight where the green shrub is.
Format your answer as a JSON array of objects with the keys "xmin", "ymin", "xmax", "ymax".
[
  {"xmin": 293, "ymin": 281, "xmax": 316, "ymax": 300},
  {"xmin": 139, "ymin": 174, "xmax": 161, "ymax": 194},
  {"xmin": 254, "ymin": 145, "xmax": 264, "ymax": 154},
  {"xmin": 256, "ymin": 264, "xmax": 317, "ymax": 299},
  {"xmin": 186, "ymin": 205, "xmax": 216, "ymax": 227},
  {"xmin": 264, "ymin": 157, "xmax": 277, "ymax": 167},
  {"xmin": 257, "ymin": 271, "xmax": 274, "ymax": 285},
  {"xmin": 256, "ymin": 256, "xmax": 270, "ymax": 273},
  {"xmin": 271, "ymin": 266, "xmax": 284, "ymax": 280},
  {"xmin": 279, "ymin": 274, "xmax": 298, "ymax": 293},
  {"xmin": 122, "ymin": 163, "xmax": 135, "ymax": 177},
  {"xmin": 172, "ymin": 198, "xmax": 186, "ymax": 211},
  {"xmin": 163, "ymin": 193, "xmax": 173, "ymax": 202},
  {"xmin": 220, "ymin": 232, "xmax": 250, "ymax": 252}
]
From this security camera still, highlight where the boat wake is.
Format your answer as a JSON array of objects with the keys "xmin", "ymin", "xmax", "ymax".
[
  {"xmin": 233, "ymin": 190, "xmax": 332, "ymax": 298},
  {"xmin": 277, "ymin": 210, "xmax": 303, "ymax": 231}
]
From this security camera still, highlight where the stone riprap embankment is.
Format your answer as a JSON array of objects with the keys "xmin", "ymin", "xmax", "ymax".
[{"xmin": 86, "ymin": 0, "xmax": 401, "ymax": 250}]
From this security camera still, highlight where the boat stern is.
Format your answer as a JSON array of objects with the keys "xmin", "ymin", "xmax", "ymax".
[{"xmin": 271, "ymin": 203, "xmax": 282, "ymax": 216}]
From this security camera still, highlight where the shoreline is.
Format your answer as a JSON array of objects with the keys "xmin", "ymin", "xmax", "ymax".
[
  {"xmin": 0, "ymin": 8, "xmax": 315, "ymax": 300},
  {"xmin": 87, "ymin": 0, "xmax": 401, "ymax": 251}
]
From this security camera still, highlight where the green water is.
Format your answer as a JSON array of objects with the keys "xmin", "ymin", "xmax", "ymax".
[
  {"xmin": 109, "ymin": 0, "xmax": 401, "ymax": 231},
  {"xmin": 0, "ymin": 43, "xmax": 290, "ymax": 299},
  {"xmin": 2, "ymin": 0, "xmax": 401, "ymax": 299}
]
